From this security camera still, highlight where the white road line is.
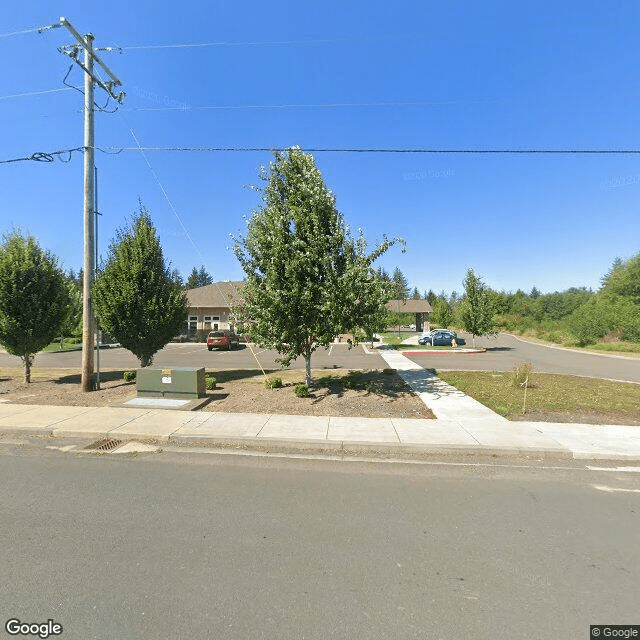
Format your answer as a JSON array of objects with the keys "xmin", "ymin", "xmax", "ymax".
[
  {"xmin": 587, "ymin": 466, "xmax": 640, "ymax": 473},
  {"xmin": 592, "ymin": 484, "xmax": 640, "ymax": 493}
]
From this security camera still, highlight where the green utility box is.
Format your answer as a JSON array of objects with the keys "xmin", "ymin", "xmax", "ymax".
[{"xmin": 136, "ymin": 367, "xmax": 206, "ymax": 399}]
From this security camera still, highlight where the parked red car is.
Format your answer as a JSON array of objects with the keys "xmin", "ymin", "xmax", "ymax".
[{"xmin": 207, "ymin": 330, "xmax": 240, "ymax": 351}]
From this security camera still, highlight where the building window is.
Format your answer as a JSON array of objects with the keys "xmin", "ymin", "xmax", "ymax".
[
  {"xmin": 203, "ymin": 316, "xmax": 220, "ymax": 330},
  {"xmin": 189, "ymin": 316, "xmax": 198, "ymax": 333}
]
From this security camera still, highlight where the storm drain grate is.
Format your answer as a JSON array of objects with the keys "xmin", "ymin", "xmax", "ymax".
[{"xmin": 84, "ymin": 438, "xmax": 124, "ymax": 452}]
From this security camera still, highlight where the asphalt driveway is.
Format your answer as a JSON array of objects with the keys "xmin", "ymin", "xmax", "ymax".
[{"xmin": 404, "ymin": 333, "xmax": 640, "ymax": 383}]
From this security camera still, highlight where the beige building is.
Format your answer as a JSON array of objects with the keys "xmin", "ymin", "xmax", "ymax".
[
  {"xmin": 185, "ymin": 281, "xmax": 244, "ymax": 334},
  {"xmin": 385, "ymin": 299, "xmax": 433, "ymax": 332}
]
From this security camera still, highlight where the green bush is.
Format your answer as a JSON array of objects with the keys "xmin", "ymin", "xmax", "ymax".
[
  {"xmin": 294, "ymin": 383, "xmax": 309, "ymax": 397},
  {"xmin": 343, "ymin": 372, "xmax": 361, "ymax": 390},
  {"xmin": 265, "ymin": 376, "xmax": 283, "ymax": 389},
  {"xmin": 123, "ymin": 370, "xmax": 136, "ymax": 382},
  {"xmin": 206, "ymin": 376, "xmax": 217, "ymax": 390}
]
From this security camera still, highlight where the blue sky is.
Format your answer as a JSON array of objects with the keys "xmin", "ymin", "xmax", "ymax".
[{"xmin": 1, "ymin": 1, "xmax": 639, "ymax": 296}]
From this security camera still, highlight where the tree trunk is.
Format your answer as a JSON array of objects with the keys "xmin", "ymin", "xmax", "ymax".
[
  {"xmin": 23, "ymin": 354, "xmax": 32, "ymax": 383},
  {"xmin": 140, "ymin": 355, "xmax": 153, "ymax": 368},
  {"xmin": 472, "ymin": 334, "xmax": 476, "ymax": 348},
  {"xmin": 304, "ymin": 346, "xmax": 312, "ymax": 387}
]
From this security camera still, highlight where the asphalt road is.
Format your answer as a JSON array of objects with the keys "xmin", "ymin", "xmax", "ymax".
[
  {"xmin": 0, "ymin": 341, "xmax": 387, "ymax": 373},
  {"xmin": 407, "ymin": 332, "xmax": 640, "ymax": 383},
  {"xmin": 1, "ymin": 446, "xmax": 639, "ymax": 640},
  {"xmin": 2, "ymin": 334, "xmax": 639, "ymax": 382}
]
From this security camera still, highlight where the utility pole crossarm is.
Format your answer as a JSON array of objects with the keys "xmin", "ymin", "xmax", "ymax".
[{"xmin": 58, "ymin": 17, "xmax": 125, "ymax": 103}]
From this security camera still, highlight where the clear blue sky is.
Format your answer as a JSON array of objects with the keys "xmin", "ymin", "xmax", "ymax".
[{"xmin": 1, "ymin": 1, "xmax": 639, "ymax": 296}]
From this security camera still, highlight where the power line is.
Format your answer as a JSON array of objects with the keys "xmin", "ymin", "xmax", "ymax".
[
  {"xmin": 0, "ymin": 147, "xmax": 83, "ymax": 164},
  {"xmin": 104, "ymin": 146, "xmax": 640, "ymax": 154},
  {"xmin": 0, "ymin": 87, "xmax": 73, "ymax": 101},
  {"xmin": 4, "ymin": 145, "xmax": 640, "ymax": 164},
  {"xmin": 118, "ymin": 33, "xmax": 414, "ymax": 51},
  {"xmin": 0, "ymin": 23, "xmax": 60, "ymax": 40}
]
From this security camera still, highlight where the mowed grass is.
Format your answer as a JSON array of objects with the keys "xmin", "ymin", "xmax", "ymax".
[{"xmin": 436, "ymin": 370, "xmax": 640, "ymax": 419}]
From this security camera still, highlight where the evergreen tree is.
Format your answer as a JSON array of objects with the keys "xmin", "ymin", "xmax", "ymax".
[
  {"xmin": 0, "ymin": 231, "xmax": 71, "ymax": 382},
  {"xmin": 459, "ymin": 268, "xmax": 495, "ymax": 347},
  {"xmin": 232, "ymin": 147, "xmax": 402, "ymax": 386},
  {"xmin": 186, "ymin": 265, "xmax": 213, "ymax": 289},
  {"xmin": 426, "ymin": 289, "xmax": 437, "ymax": 305},
  {"xmin": 411, "ymin": 286, "xmax": 421, "ymax": 299},
  {"xmin": 391, "ymin": 267, "xmax": 410, "ymax": 299},
  {"xmin": 93, "ymin": 206, "xmax": 188, "ymax": 367}
]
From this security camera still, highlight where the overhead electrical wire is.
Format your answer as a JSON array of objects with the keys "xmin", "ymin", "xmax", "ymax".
[
  {"xmin": 0, "ymin": 87, "xmax": 73, "ymax": 101},
  {"xmin": 117, "ymin": 33, "xmax": 414, "ymax": 51},
  {"xmin": 4, "ymin": 146, "xmax": 640, "ymax": 164}
]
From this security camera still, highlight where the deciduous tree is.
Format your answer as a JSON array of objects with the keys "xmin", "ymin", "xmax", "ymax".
[
  {"xmin": 232, "ymin": 147, "xmax": 403, "ymax": 386},
  {"xmin": 459, "ymin": 268, "xmax": 495, "ymax": 347},
  {"xmin": 0, "ymin": 231, "xmax": 71, "ymax": 382},
  {"xmin": 93, "ymin": 207, "xmax": 188, "ymax": 367}
]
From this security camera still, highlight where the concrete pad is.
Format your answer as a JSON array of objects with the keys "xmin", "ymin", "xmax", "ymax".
[
  {"xmin": 112, "ymin": 442, "xmax": 161, "ymax": 454},
  {"xmin": 392, "ymin": 418, "xmax": 480, "ymax": 445},
  {"xmin": 328, "ymin": 416, "xmax": 398, "ymax": 443},
  {"xmin": 532, "ymin": 423, "xmax": 640, "ymax": 457},
  {"xmin": 379, "ymin": 351, "xmax": 422, "ymax": 371},
  {"xmin": 53, "ymin": 407, "xmax": 152, "ymax": 437},
  {"xmin": 0, "ymin": 403, "xmax": 38, "ymax": 419},
  {"xmin": 258, "ymin": 414, "xmax": 329, "ymax": 440},
  {"xmin": 109, "ymin": 410, "xmax": 201, "ymax": 441},
  {"xmin": 0, "ymin": 405, "xmax": 94, "ymax": 430},
  {"xmin": 460, "ymin": 419, "xmax": 567, "ymax": 450},
  {"xmin": 173, "ymin": 412, "xmax": 271, "ymax": 438}
]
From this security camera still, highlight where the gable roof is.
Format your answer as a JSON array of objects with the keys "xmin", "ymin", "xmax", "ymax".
[
  {"xmin": 186, "ymin": 281, "xmax": 244, "ymax": 308},
  {"xmin": 386, "ymin": 299, "xmax": 433, "ymax": 313}
]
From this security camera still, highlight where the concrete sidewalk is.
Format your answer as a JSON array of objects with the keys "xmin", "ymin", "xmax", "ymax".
[{"xmin": 1, "ymin": 341, "xmax": 639, "ymax": 460}]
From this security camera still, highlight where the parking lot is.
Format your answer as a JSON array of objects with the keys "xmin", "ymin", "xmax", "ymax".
[{"xmin": 0, "ymin": 341, "xmax": 388, "ymax": 372}]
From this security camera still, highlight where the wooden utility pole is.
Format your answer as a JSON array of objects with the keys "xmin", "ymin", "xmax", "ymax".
[{"xmin": 57, "ymin": 17, "xmax": 124, "ymax": 391}]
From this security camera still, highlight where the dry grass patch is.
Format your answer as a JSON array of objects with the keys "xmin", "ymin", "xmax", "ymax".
[{"xmin": 437, "ymin": 370, "xmax": 640, "ymax": 424}]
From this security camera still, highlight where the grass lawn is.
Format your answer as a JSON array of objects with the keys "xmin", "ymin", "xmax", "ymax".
[
  {"xmin": 42, "ymin": 340, "xmax": 82, "ymax": 353},
  {"xmin": 436, "ymin": 370, "xmax": 640, "ymax": 422}
]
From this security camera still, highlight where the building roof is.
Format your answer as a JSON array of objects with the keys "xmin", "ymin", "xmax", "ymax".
[
  {"xmin": 186, "ymin": 281, "xmax": 244, "ymax": 309},
  {"xmin": 386, "ymin": 299, "xmax": 433, "ymax": 313}
]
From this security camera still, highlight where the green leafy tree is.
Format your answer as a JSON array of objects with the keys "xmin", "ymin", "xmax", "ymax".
[
  {"xmin": 426, "ymin": 289, "xmax": 437, "ymax": 306},
  {"xmin": 601, "ymin": 252, "xmax": 640, "ymax": 302},
  {"xmin": 430, "ymin": 298, "xmax": 454, "ymax": 328},
  {"xmin": 232, "ymin": 147, "xmax": 402, "ymax": 386},
  {"xmin": 0, "ymin": 231, "xmax": 71, "ymax": 382},
  {"xmin": 411, "ymin": 286, "xmax": 421, "ymax": 300},
  {"xmin": 93, "ymin": 207, "xmax": 188, "ymax": 367},
  {"xmin": 58, "ymin": 276, "xmax": 83, "ymax": 345},
  {"xmin": 459, "ymin": 268, "xmax": 495, "ymax": 347}
]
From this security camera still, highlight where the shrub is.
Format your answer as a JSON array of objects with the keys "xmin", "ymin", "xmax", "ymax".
[
  {"xmin": 294, "ymin": 383, "xmax": 309, "ymax": 397},
  {"xmin": 206, "ymin": 376, "xmax": 217, "ymax": 390},
  {"xmin": 343, "ymin": 373, "xmax": 360, "ymax": 389},
  {"xmin": 265, "ymin": 376, "xmax": 283, "ymax": 389},
  {"xmin": 123, "ymin": 370, "xmax": 136, "ymax": 382},
  {"xmin": 511, "ymin": 362, "xmax": 533, "ymax": 388},
  {"xmin": 382, "ymin": 368, "xmax": 395, "ymax": 375}
]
